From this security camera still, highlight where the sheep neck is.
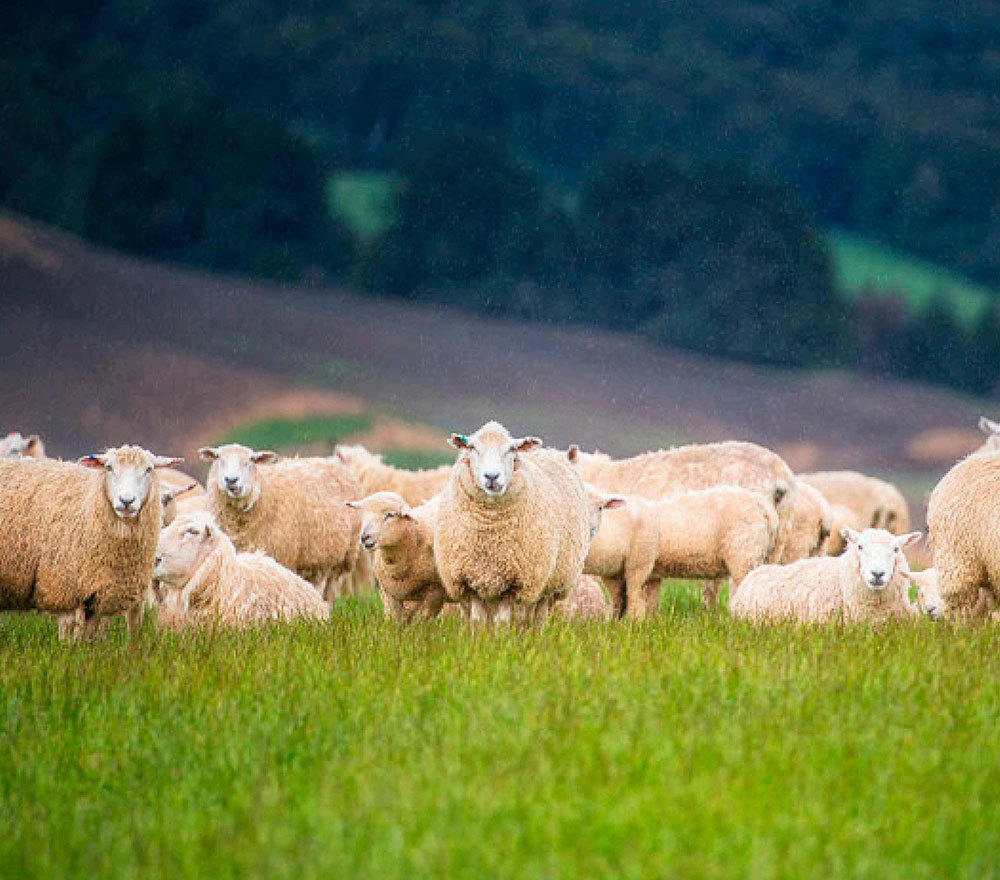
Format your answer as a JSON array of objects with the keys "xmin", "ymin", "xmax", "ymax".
[{"xmin": 180, "ymin": 536, "xmax": 230, "ymax": 610}]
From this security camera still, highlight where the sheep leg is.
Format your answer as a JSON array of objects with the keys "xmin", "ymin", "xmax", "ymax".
[
  {"xmin": 603, "ymin": 577, "xmax": 626, "ymax": 619},
  {"xmin": 126, "ymin": 602, "xmax": 144, "ymax": 639},
  {"xmin": 493, "ymin": 596, "xmax": 515, "ymax": 625},
  {"xmin": 419, "ymin": 589, "xmax": 446, "ymax": 620},
  {"xmin": 531, "ymin": 597, "xmax": 552, "ymax": 627},
  {"xmin": 701, "ymin": 579, "xmax": 722, "ymax": 611},
  {"xmin": 643, "ymin": 580, "xmax": 661, "ymax": 616},
  {"xmin": 468, "ymin": 595, "xmax": 491, "ymax": 626},
  {"xmin": 624, "ymin": 577, "xmax": 647, "ymax": 619},
  {"xmin": 380, "ymin": 588, "xmax": 406, "ymax": 621}
]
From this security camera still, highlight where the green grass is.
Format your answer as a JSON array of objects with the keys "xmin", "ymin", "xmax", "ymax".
[
  {"xmin": 381, "ymin": 448, "xmax": 456, "ymax": 470},
  {"xmin": 827, "ymin": 230, "xmax": 997, "ymax": 327},
  {"xmin": 326, "ymin": 172, "xmax": 399, "ymax": 243},
  {"xmin": 220, "ymin": 414, "xmax": 372, "ymax": 450},
  {"xmin": 2, "ymin": 597, "xmax": 998, "ymax": 879}
]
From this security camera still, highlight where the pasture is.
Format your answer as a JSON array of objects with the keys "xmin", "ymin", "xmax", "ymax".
[{"xmin": 2, "ymin": 590, "xmax": 998, "ymax": 879}]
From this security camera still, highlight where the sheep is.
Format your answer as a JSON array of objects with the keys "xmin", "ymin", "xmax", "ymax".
[
  {"xmin": 334, "ymin": 444, "xmax": 452, "ymax": 506},
  {"xmin": 975, "ymin": 416, "xmax": 1000, "ymax": 456},
  {"xmin": 345, "ymin": 491, "xmax": 448, "ymax": 621},
  {"xmin": 0, "ymin": 432, "xmax": 45, "ymax": 459},
  {"xmin": 153, "ymin": 512, "xmax": 329, "ymax": 630},
  {"xmin": 0, "ymin": 446, "xmax": 181, "ymax": 639},
  {"xmin": 779, "ymin": 481, "xmax": 833, "ymax": 563},
  {"xmin": 926, "ymin": 450, "xmax": 1000, "ymax": 619},
  {"xmin": 902, "ymin": 568, "xmax": 944, "ymax": 619},
  {"xmin": 731, "ymin": 527, "xmax": 921, "ymax": 624},
  {"xmin": 568, "ymin": 440, "xmax": 796, "ymax": 564},
  {"xmin": 554, "ymin": 575, "xmax": 611, "ymax": 620},
  {"xmin": 434, "ymin": 422, "xmax": 591, "ymax": 625},
  {"xmin": 160, "ymin": 479, "xmax": 202, "ymax": 527},
  {"xmin": 583, "ymin": 484, "xmax": 778, "ymax": 618},
  {"xmin": 824, "ymin": 502, "xmax": 865, "ymax": 556},
  {"xmin": 200, "ymin": 443, "xmax": 362, "ymax": 602},
  {"xmin": 799, "ymin": 471, "xmax": 910, "ymax": 535}
]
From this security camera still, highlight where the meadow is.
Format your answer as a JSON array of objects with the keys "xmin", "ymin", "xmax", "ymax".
[{"xmin": 3, "ymin": 587, "xmax": 999, "ymax": 880}]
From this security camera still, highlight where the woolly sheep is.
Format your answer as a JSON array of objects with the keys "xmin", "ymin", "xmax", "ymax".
[
  {"xmin": 584, "ymin": 484, "xmax": 777, "ymax": 618},
  {"xmin": 568, "ymin": 441, "xmax": 796, "ymax": 564},
  {"xmin": 779, "ymin": 481, "xmax": 833, "ymax": 563},
  {"xmin": 0, "ymin": 446, "xmax": 181, "ymax": 639},
  {"xmin": 554, "ymin": 575, "xmax": 611, "ymax": 620},
  {"xmin": 434, "ymin": 422, "xmax": 591, "ymax": 625},
  {"xmin": 153, "ymin": 512, "xmax": 329, "ymax": 630},
  {"xmin": 824, "ymin": 502, "xmax": 865, "ymax": 556},
  {"xmin": 0, "ymin": 432, "xmax": 45, "ymax": 460},
  {"xmin": 731, "ymin": 527, "xmax": 921, "ymax": 623},
  {"xmin": 200, "ymin": 443, "xmax": 362, "ymax": 601},
  {"xmin": 902, "ymin": 568, "xmax": 944, "ymax": 619},
  {"xmin": 800, "ymin": 471, "xmax": 910, "ymax": 535},
  {"xmin": 335, "ymin": 444, "xmax": 451, "ymax": 506},
  {"xmin": 346, "ymin": 491, "xmax": 448, "ymax": 621}
]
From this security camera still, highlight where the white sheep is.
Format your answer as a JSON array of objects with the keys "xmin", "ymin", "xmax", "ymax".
[
  {"xmin": 731, "ymin": 527, "xmax": 921, "ymax": 623},
  {"xmin": 0, "ymin": 432, "xmax": 45, "ymax": 460},
  {"xmin": 200, "ymin": 443, "xmax": 362, "ymax": 601},
  {"xmin": 334, "ymin": 444, "xmax": 451, "ymax": 505},
  {"xmin": 0, "ymin": 446, "xmax": 181, "ymax": 639},
  {"xmin": 554, "ymin": 575, "xmax": 611, "ymax": 620},
  {"xmin": 779, "ymin": 481, "xmax": 833, "ymax": 563},
  {"xmin": 800, "ymin": 471, "xmax": 910, "ymax": 535},
  {"xmin": 434, "ymin": 422, "xmax": 591, "ymax": 625},
  {"xmin": 153, "ymin": 512, "xmax": 329, "ymax": 630}
]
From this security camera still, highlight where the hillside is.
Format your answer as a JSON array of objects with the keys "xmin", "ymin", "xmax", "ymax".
[{"xmin": 0, "ymin": 212, "xmax": 989, "ymax": 506}]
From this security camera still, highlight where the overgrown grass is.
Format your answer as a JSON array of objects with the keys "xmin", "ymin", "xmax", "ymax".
[
  {"xmin": 828, "ymin": 230, "xmax": 996, "ymax": 327},
  {"xmin": 219, "ymin": 414, "xmax": 372, "ymax": 450},
  {"xmin": 2, "ymin": 598, "xmax": 998, "ymax": 879}
]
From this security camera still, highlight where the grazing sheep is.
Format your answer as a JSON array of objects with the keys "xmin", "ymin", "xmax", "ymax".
[
  {"xmin": 569, "ymin": 441, "xmax": 796, "ymax": 564},
  {"xmin": 779, "ymin": 481, "xmax": 833, "ymax": 563},
  {"xmin": 346, "ymin": 491, "xmax": 448, "ymax": 621},
  {"xmin": 926, "ymin": 451, "xmax": 1000, "ymax": 619},
  {"xmin": 0, "ymin": 432, "xmax": 45, "ymax": 459},
  {"xmin": 434, "ymin": 422, "xmax": 591, "ymax": 625},
  {"xmin": 200, "ymin": 444, "xmax": 362, "ymax": 601},
  {"xmin": 584, "ymin": 485, "xmax": 777, "ymax": 618},
  {"xmin": 731, "ymin": 527, "xmax": 921, "ymax": 624},
  {"xmin": 153, "ymin": 512, "xmax": 329, "ymax": 630},
  {"xmin": 903, "ymin": 568, "xmax": 944, "ymax": 619},
  {"xmin": 335, "ymin": 444, "xmax": 451, "ymax": 506},
  {"xmin": 800, "ymin": 471, "xmax": 910, "ymax": 535},
  {"xmin": 554, "ymin": 575, "xmax": 611, "ymax": 620},
  {"xmin": 975, "ymin": 416, "xmax": 1000, "ymax": 456},
  {"xmin": 0, "ymin": 446, "xmax": 181, "ymax": 639}
]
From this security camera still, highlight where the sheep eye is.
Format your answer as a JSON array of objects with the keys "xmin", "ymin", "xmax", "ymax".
[
  {"xmin": 384, "ymin": 512, "xmax": 395, "ymax": 520},
  {"xmin": 185, "ymin": 528, "xmax": 200, "ymax": 536},
  {"xmin": 145, "ymin": 466, "xmax": 153, "ymax": 474},
  {"xmin": 857, "ymin": 545, "xmax": 864, "ymax": 552}
]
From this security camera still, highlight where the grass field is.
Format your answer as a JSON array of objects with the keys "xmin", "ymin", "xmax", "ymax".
[{"xmin": 3, "ymin": 591, "xmax": 999, "ymax": 879}]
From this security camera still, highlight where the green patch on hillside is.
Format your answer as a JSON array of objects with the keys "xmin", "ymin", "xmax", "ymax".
[
  {"xmin": 220, "ymin": 414, "xmax": 372, "ymax": 450},
  {"xmin": 326, "ymin": 172, "xmax": 399, "ymax": 243},
  {"xmin": 380, "ymin": 448, "xmax": 456, "ymax": 470},
  {"xmin": 828, "ymin": 230, "xmax": 996, "ymax": 327}
]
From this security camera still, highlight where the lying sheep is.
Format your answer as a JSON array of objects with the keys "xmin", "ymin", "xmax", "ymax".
[
  {"xmin": 569, "ymin": 441, "xmax": 796, "ymax": 564},
  {"xmin": 554, "ymin": 575, "xmax": 611, "ymax": 620},
  {"xmin": 200, "ymin": 444, "xmax": 362, "ymax": 601},
  {"xmin": 0, "ymin": 446, "xmax": 181, "ymax": 639},
  {"xmin": 160, "ymin": 480, "xmax": 201, "ymax": 527},
  {"xmin": 346, "ymin": 491, "xmax": 448, "ymax": 621},
  {"xmin": 335, "ymin": 445, "xmax": 452, "ymax": 506},
  {"xmin": 0, "ymin": 432, "xmax": 45, "ymax": 459},
  {"xmin": 434, "ymin": 422, "xmax": 591, "ymax": 624},
  {"xmin": 926, "ymin": 450, "xmax": 1000, "ymax": 619},
  {"xmin": 731, "ymin": 527, "xmax": 921, "ymax": 624},
  {"xmin": 779, "ymin": 481, "xmax": 832, "ymax": 563},
  {"xmin": 153, "ymin": 512, "xmax": 329, "ymax": 630},
  {"xmin": 800, "ymin": 471, "xmax": 910, "ymax": 535},
  {"xmin": 584, "ymin": 484, "xmax": 777, "ymax": 618}
]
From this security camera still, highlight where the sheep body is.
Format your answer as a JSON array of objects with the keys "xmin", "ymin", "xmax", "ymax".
[
  {"xmin": 800, "ymin": 471, "xmax": 910, "ymax": 534},
  {"xmin": 779, "ymin": 481, "xmax": 832, "ymax": 563},
  {"xmin": 335, "ymin": 445, "xmax": 451, "ymax": 505},
  {"xmin": 554, "ymin": 575, "xmax": 611, "ymax": 620}
]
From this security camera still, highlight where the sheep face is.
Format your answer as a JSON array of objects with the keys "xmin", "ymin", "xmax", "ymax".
[
  {"xmin": 449, "ymin": 421, "xmax": 541, "ymax": 498},
  {"xmin": 79, "ymin": 446, "xmax": 182, "ymax": 520},
  {"xmin": 345, "ymin": 492, "xmax": 412, "ymax": 551},
  {"xmin": 154, "ymin": 513, "xmax": 218, "ymax": 587},
  {"xmin": 199, "ymin": 444, "xmax": 276, "ymax": 504},
  {"xmin": 0, "ymin": 432, "xmax": 42, "ymax": 459},
  {"xmin": 583, "ymin": 484, "xmax": 626, "ymax": 542},
  {"xmin": 979, "ymin": 416, "xmax": 1000, "ymax": 452},
  {"xmin": 842, "ymin": 527, "xmax": 921, "ymax": 591}
]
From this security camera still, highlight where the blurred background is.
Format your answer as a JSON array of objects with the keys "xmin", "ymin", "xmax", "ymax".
[{"xmin": 2, "ymin": 1, "xmax": 999, "ymax": 512}]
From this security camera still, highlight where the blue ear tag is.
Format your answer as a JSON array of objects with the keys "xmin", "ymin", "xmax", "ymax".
[{"xmin": 459, "ymin": 435, "xmax": 469, "ymax": 445}]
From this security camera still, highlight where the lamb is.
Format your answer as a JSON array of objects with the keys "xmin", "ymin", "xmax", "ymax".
[
  {"xmin": 334, "ymin": 444, "xmax": 452, "ymax": 506},
  {"xmin": 568, "ymin": 440, "xmax": 796, "ymax": 564},
  {"xmin": 153, "ymin": 512, "xmax": 329, "ymax": 630},
  {"xmin": 345, "ymin": 491, "xmax": 448, "ymax": 620},
  {"xmin": 554, "ymin": 575, "xmax": 611, "ymax": 620},
  {"xmin": 926, "ymin": 450, "xmax": 1000, "ymax": 619},
  {"xmin": 779, "ymin": 481, "xmax": 833, "ymax": 563},
  {"xmin": 200, "ymin": 444, "xmax": 362, "ymax": 601},
  {"xmin": 0, "ymin": 446, "xmax": 181, "ymax": 639},
  {"xmin": 799, "ymin": 471, "xmax": 911, "ymax": 535},
  {"xmin": 583, "ymin": 484, "xmax": 777, "ymax": 618},
  {"xmin": 731, "ymin": 527, "xmax": 921, "ymax": 624},
  {"xmin": 434, "ymin": 421, "xmax": 591, "ymax": 625},
  {"xmin": 0, "ymin": 432, "xmax": 45, "ymax": 459}
]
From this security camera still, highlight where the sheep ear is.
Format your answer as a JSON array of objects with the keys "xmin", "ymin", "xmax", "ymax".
[
  {"xmin": 333, "ymin": 446, "xmax": 346, "ymax": 462},
  {"xmin": 980, "ymin": 416, "xmax": 1000, "ymax": 436},
  {"xmin": 251, "ymin": 450, "xmax": 277, "ymax": 464},
  {"xmin": 567, "ymin": 444, "xmax": 580, "ymax": 463},
  {"xmin": 344, "ymin": 500, "xmax": 362, "ymax": 509},
  {"xmin": 603, "ymin": 496, "xmax": 626, "ymax": 510},
  {"xmin": 152, "ymin": 456, "xmax": 183, "ymax": 469},
  {"xmin": 160, "ymin": 485, "xmax": 182, "ymax": 505},
  {"xmin": 841, "ymin": 526, "xmax": 860, "ymax": 544},
  {"xmin": 199, "ymin": 447, "xmax": 219, "ymax": 461},
  {"xmin": 203, "ymin": 521, "xmax": 214, "ymax": 538},
  {"xmin": 78, "ymin": 453, "xmax": 107, "ymax": 469},
  {"xmin": 24, "ymin": 435, "xmax": 42, "ymax": 455},
  {"xmin": 897, "ymin": 531, "xmax": 922, "ymax": 548},
  {"xmin": 449, "ymin": 433, "xmax": 472, "ymax": 450},
  {"xmin": 511, "ymin": 436, "xmax": 542, "ymax": 454}
]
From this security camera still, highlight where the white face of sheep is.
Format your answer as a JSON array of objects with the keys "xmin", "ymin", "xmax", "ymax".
[
  {"xmin": 842, "ymin": 527, "xmax": 921, "ymax": 590},
  {"xmin": 449, "ymin": 423, "xmax": 542, "ymax": 497},
  {"xmin": 79, "ymin": 447, "xmax": 182, "ymax": 519},
  {"xmin": 345, "ymin": 492, "xmax": 413, "ymax": 551},
  {"xmin": 154, "ymin": 514, "xmax": 217, "ymax": 586},
  {"xmin": 0, "ymin": 432, "xmax": 41, "ymax": 459},
  {"xmin": 979, "ymin": 416, "xmax": 1000, "ymax": 451},
  {"xmin": 199, "ymin": 444, "xmax": 276, "ymax": 501},
  {"xmin": 584, "ymin": 486, "xmax": 626, "ymax": 542}
]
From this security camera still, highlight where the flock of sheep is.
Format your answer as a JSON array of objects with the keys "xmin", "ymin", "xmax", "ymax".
[{"xmin": 2, "ymin": 412, "xmax": 999, "ymax": 637}]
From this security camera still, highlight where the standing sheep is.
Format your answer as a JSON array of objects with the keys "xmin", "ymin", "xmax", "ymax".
[
  {"xmin": 800, "ymin": 471, "xmax": 910, "ymax": 535},
  {"xmin": 153, "ymin": 512, "xmax": 329, "ymax": 630},
  {"xmin": 200, "ymin": 444, "xmax": 362, "ymax": 601},
  {"xmin": 434, "ymin": 422, "xmax": 591, "ymax": 625},
  {"xmin": 731, "ymin": 527, "xmax": 921, "ymax": 624},
  {"xmin": 335, "ymin": 445, "xmax": 452, "ymax": 505},
  {"xmin": 779, "ymin": 481, "xmax": 833, "ymax": 563},
  {"xmin": 0, "ymin": 432, "xmax": 45, "ymax": 459},
  {"xmin": 0, "ymin": 446, "xmax": 181, "ymax": 638}
]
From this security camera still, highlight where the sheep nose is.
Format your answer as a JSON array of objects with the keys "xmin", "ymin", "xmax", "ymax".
[
  {"xmin": 224, "ymin": 475, "xmax": 238, "ymax": 485},
  {"xmin": 484, "ymin": 471, "xmax": 501, "ymax": 483},
  {"xmin": 119, "ymin": 495, "xmax": 136, "ymax": 508},
  {"xmin": 870, "ymin": 570, "xmax": 885, "ymax": 583}
]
